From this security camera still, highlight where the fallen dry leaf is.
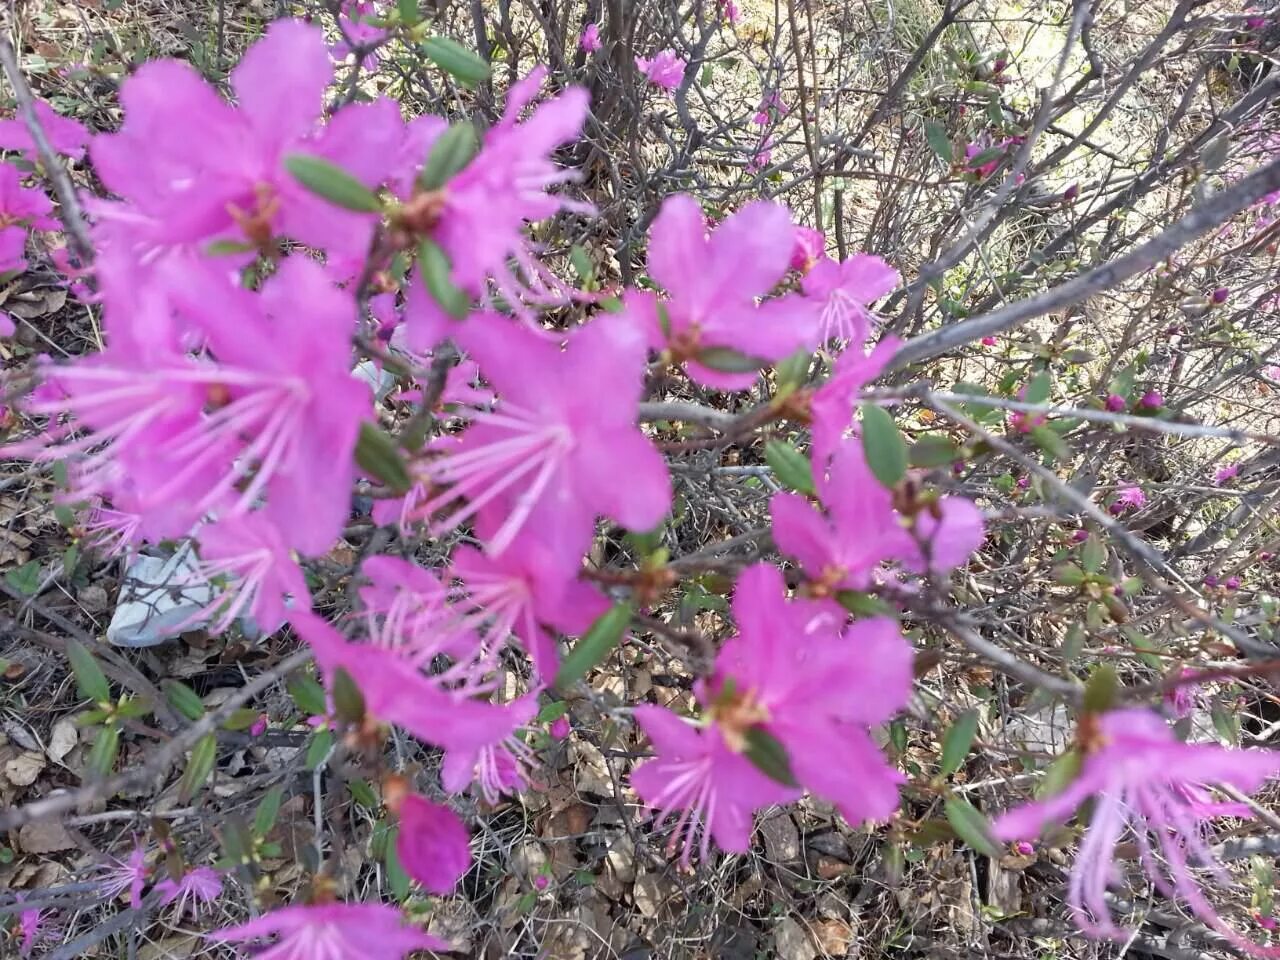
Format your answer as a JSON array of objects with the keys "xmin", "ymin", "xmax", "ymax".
[
  {"xmin": 46, "ymin": 719, "xmax": 78, "ymax": 764},
  {"xmin": 17, "ymin": 818, "xmax": 74, "ymax": 854},
  {"xmin": 4, "ymin": 750, "xmax": 46, "ymax": 787}
]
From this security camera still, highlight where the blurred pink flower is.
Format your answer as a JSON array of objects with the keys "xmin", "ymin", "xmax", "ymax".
[
  {"xmin": 192, "ymin": 513, "xmax": 311, "ymax": 635},
  {"xmin": 0, "ymin": 99, "xmax": 90, "ymax": 159},
  {"xmin": 212, "ymin": 902, "xmax": 448, "ymax": 958},
  {"xmin": 395, "ymin": 794, "xmax": 471, "ymax": 894},
  {"xmin": 580, "ymin": 23, "xmax": 602, "ymax": 52},
  {"xmin": 790, "ymin": 225, "xmax": 824, "ymax": 271},
  {"xmin": 95, "ymin": 843, "xmax": 149, "ymax": 908},
  {"xmin": 1104, "ymin": 393, "xmax": 1126, "ymax": 412},
  {"xmin": 156, "ymin": 866, "xmax": 223, "ymax": 916},
  {"xmin": 635, "ymin": 50, "xmax": 686, "ymax": 90},
  {"xmin": 994, "ymin": 709, "xmax": 1280, "ymax": 951},
  {"xmin": 1111, "ymin": 484, "xmax": 1146, "ymax": 513},
  {"xmin": 1214, "ymin": 463, "xmax": 1240, "ymax": 485}
]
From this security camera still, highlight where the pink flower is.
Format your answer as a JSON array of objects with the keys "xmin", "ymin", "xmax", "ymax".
[
  {"xmin": 1164, "ymin": 667, "xmax": 1201, "ymax": 721},
  {"xmin": 790, "ymin": 226, "xmax": 824, "ymax": 272},
  {"xmin": 395, "ymin": 794, "xmax": 471, "ymax": 894},
  {"xmin": 718, "ymin": 0, "xmax": 741, "ymax": 23},
  {"xmin": 1104, "ymin": 393, "xmax": 1126, "ymax": 412},
  {"xmin": 449, "ymin": 530, "xmax": 610, "ymax": 681},
  {"xmin": 631, "ymin": 703, "xmax": 796, "ymax": 863},
  {"xmin": 193, "ymin": 513, "xmax": 311, "ymax": 635},
  {"xmin": 89, "ymin": 19, "xmax": 402, "ymax": 260},
  {"xmin": 801, "ymin": 254, "xmax": 899, "ymax": 348},
  {"xmin": 746, "ymin": 136, "xmax": 773, "ymax": 173},
  {"xmin": 212, "ymin": 902, "xmax": 448, "ymax": 958},
  {"xmin": 15, "ymin": 258, "xmax": 371, "ymax": 555},
  {"xmin": 400, "ymin": 68, "xmax": 589, "ymax": 350},
  {"xmin": 331, "ymin": 2, "xmax": 387, "ymax": 70},
  {"xmin": 414, "ymin": 311, "xmax": 670, "ymax": 570},
  {"xmin": 0, "ymin": 311, "xmax": 13, "ymax": 337},
  {"xmin": 631, "ymin": 564, "xmax": 913, "ymax": 861},
  {"xmin": 95, "ymin": 843, "xmax": 149, "ymax": 908},
  {"xmin": 981, "ymin": 336, "xmax": 997, "ymax": 346},
  {"xmin": 630, "ymin": 194, "xmax": 816, "ymax": 389},
  {"xmin": 580, "ymin": 23, "xmax": 602, "ymax": 53},
  {"xmin": 1111, "ymin": 484, "xmax": 1146, "ymax": 513},
  {"xmin": 550, "ymin": 716, "xmax": 571, "ymax": 739},
  {"xmin": 156, "ymin": 866, "xmax": 223, "ymax": 916},
  {"xmin": 1139, "ymin": 390, "xmax": 1164, "ymax": 409},
  {"xmin": 807, "ymin": 335, "xmax": 901, "ymax": 468},
  {"xmin": 771, "ymin": 440, "xmax": 984, "ymax": 591},
  {"xmin": 16, "ymin": 902, "xmax": 57, "ymax": 957},
  {"xmin": 993, "ymin": 709, "xmax": 1280, "ymax": 951},
  {"xmin": 0, "ymin": 99, "xmax": 90, "ymax": 159},
  {"xmin": 635, "ymin": 50, "xmax": 687, "ymax": 90},
  {"xmin": 1214, "ymin": 464, "xmax": 1239, "ymax": 485}
]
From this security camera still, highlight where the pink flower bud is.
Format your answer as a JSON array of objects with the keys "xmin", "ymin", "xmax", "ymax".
[
  {"xmin": 550, "ymin": 716, "xmax": 570, "ymax": 739},
  {"xmin": 1225, "ymin": 576, "xmax": 1241, "ymax": 591},
  {"xmin": 1104, "ymin": 394, "xmax": 1126, "ymax": 412},
  {"xmin": 1071, "ymin": 529, "xmax": 1089, "ymax": 543},
  {"xmin": 1211, "ymin": 286, "xmax": 1230, "ymax": 304},
  {"xmin": 1203, "ymin": 575, "xmax": 1219, "ymax": 588},
  {"xmin": 1139, "ymin": 390, "xmax": 1163, "ymax": 409},
  {"xmin": 534, "ymin": 874, "xmax": 550, "ymax": 890},
  {"xmin": 993, "ymin": 58, "xmax": 1008, "ymax": 73},
  {"xmin": 1062, "ymin": 182, "xmax": 1079, "ymax": 202},
  {"xmin": 981, "ymin": 336, "xmax": 997, "ymax": 346},
  {"xmin": 250, "ymin": 713, "xmax": 268, "ymax": 737},
  {"xmin": 1014, "ymin": 840, "xmax": 1034, "ymax": 855}
]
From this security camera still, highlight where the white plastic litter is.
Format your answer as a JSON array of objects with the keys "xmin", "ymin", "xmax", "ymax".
[
  {"xmin": 106, "ymin": 544, "xmax": 215, "ymax": 647},
  {"xmin": 352, "ymin": 359, "xmax": 397, "ymax": 401}
]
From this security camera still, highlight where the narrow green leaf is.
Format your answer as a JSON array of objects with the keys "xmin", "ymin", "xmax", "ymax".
[
  {"xmin": 1083, "ymin": 664, "xmax": 1120, "ymax": 714},
  {"xmin": 355, "ymin": 422, "xmax": 413, "ymax": 494},
  {"xmin": 348, "ymin": 778, "xmax": 378, "ymax": 808},
  {"xmin": 179, "ymin": 733, "xmax": 218, "ymax": 802},
  {"xmin": 67, "ymin": 639, "xmax": 111, "ymax": 704},
  {"xmin": 331, "ymin": 668, "xmax": 366, "ymax": 725},
  {"xmin": 284, "ymin": 154, "xmax": 382, "ymax": 213},
  {"xmin": 860, "ymin": 404, "xmax": 907, "ymax": 489},
  {"xmin": 555, "ymin": 602, "xmax": 632, "ymax": 690},
  {"xmin": 909, "ymin": 435, "xmax": 959, "ymax": 468},
  {"xmin": 385, "ymin": 825, "xmax": 412, "ymax": 899},
  {"xmin": 417, "ymin": 121, "xmax": 478, "ymax": 191},
  {"xmin": 418, "ymin": 238, "xmax": 469, "ymax": 319},
  {"xmin": 694, "ymin": 345, "xmax": 766, "ymax": 374},
  {"xmin": 222, "ymin": 708, "xmax": 260, "ymax": 731},
  {"xmin": 87, "ymin": 724, "xmax": 120, "ymax": 779},
  {"xmin": 254, "ymin": 785, "xmax": 285, "ymax": 838},
  {"xmin": 1030, "ymin": 424, "xmax": 1070, "ymax": 462},
  {"xmin": 924, "ymin": 119, "xmax": 953, "ymax": 163},
  {"xmin": 397, "ymin": 0, "xmax": 420, "ymax": 25},
  {"xmin": 536, "ymin": 700, "xmax": 570, "ymax": 724},
  {"xmin": 288, "ymin": 673, "xmax": 329, "ymax": 717},
  {"xmin": 305, "ymin": 729, "xmax": 335, "ymax": 770},
  {"xmin": 163, "ymin": 680, "xmax": 206, "ymax": 722},
  {"xmin": 1081, "ymin": 536, "xmax": 1106, "ymax": 574},
  {"xmin": 569, "ymin": 244, "xmax": 594, "ymax": 283},
  {"xmin": 764, "ymin": 440, "xmax": 816, "ymax": 496},
  {"xmin": 1036, "ymin": 749, "xmax": 1082, "ymax": 798},
  {"xmin": 1023, "ymin": 371, "xmax": 1052, "ymax": 405},
  {"xmin": 421, "ymin": 36, "xmax": 491, "ymax": 87},
  {"xmin": 834, "ymin": 590, "xmax": 896, "ymax": 618},
  {"xmin": 939, "ymin": 709, "xmax": 979, "ymax": 778},
  {"xmin": 742, "ymin": 726, "xmax": 799, "ymax": 787},
  {"xmin": 943, "ymin": 796, "xmax": 1002, "ymax": 858},
  {"xmin": 774, "ymin": 348, "xmax": 812, "ymax": 390}
]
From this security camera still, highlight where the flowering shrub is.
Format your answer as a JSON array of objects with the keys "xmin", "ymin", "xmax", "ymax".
[{"xmin": 2, "ymin": 1, "xmax": 1280, "ymax": 957}]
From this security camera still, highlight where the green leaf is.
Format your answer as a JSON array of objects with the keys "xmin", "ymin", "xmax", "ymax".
[
  {"xmin": 355, "ymin": 422, "xmax": 413, "ymax": 494},
  {"xmin": 63, "ymin": 545, "xmax": 79, "ymax": 575},
  {"xmin": 943, "ymin": 796, "xmax": 1002, "ymax": 858},
  {"xmin": 348, "ymin": 778, "xmax": 378, "ymax": 808},
  {"xmin": 66, "ymin": 639, "xmax": 111, "ymax": 704},
  {"xmin": 284, "ymin": 154, "xmax": 382, "ymax": 213},
  {"xmin": 5, "ymin": 560, "xmax": 41, "ymax": 596},
  {"xmin": 834, "ymin": 590, "xmax": 896, "ymax": 618},
  {"xmin": 223, "ymin": 708, "xmax": 260, "ymax": 731},
  {"xmin": 164, "ymin": 680, "xmax": 206, "ymax": 722},
  {"xmin": 397, "ymin": 0, "xmax": 420, "ymax": 25},
  {"xmin": 288, "ymin": 673, "xmax": 329, "ymax": 717},
  {"xmin": 939, "ymin": 710, "xmax": 979, "ymax": 778},
  {"xmin": 774, "ymin": 348, "xmax": 812, "ymax": 390},
  {"xmin": 179, "ymin": 733, "xmax": 218, "ymax": 802},
  {"xmin": 694, "ymin": 346, "xmax": 766, "ymax": 374},
  {"xmin": 763, "ymin": 440, "xmax": 816, "ymax": 496},
  {"xmin": 909, "ymin": 435, "xmax": 959, "ymax": 468},
  {"xmin": 87, "ymin": 724, "xmax": 120, "ymax": 779},
  {"xmin": 742, "ymin": 726, "xmax": 799, "ymax": 787},
  {"xmin": 1023, "ymin": 371, "xmax": 1052, "ymax": 404},
  {"xmin": 1083, "ymin": 664, "xmax": 1119, "ymax": 714},
  {"xmin": 384, "ymin": 825, "xmax": 412, "ymax": 900},
  {"xmin": 417, "ymin": 121, "xmax": 478, "ymax": 191},
  {"xmin": 569, "ymin": 244, "xmax": 594, "ymax": 284},
  {"xmin": 254, "ymin": 785, "xmax": 285, "ymax": 838},
  {"xmin": 924, "ymin": 120, "xmax": 953, "ymax": 163},
  {"xmin": 305, "ymin": 729, "xmax": 335, "ymax": 770},
  {"xmin": 1081, "ymin": 536, "xmax": 1106, "ymax": 574},
  {"xmin": 1030, "ymin": 425, "xmax": 1070, "ymax": 462},
  {"xmin": 331, "ymin": 668, "xmax": 366, "ymax": 725},
  {"xmin": 1036, "ymin": 749, "xmax": 1082, "ymax": 798},
  {"xmin": 536, "ymin": 700, "xmax": 570, "ymax": 724},
  {"xmin": 421, "ymin": 36, "xmax": 491, "ymax": 87},
  {"xmin": 555, "ymin": 602, "xmax": 632, "ymax": 690},
  {"xmin": 418, "ymin": 238, "xmax": 469, "ymax": 319},
  {"xmin": 860, "ymin": 404, "xmax": 907, "ymax": 489}
]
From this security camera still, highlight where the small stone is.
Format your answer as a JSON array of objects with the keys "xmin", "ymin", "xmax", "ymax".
[
  {"xmin": 774, "ymin": 917, "xmax": 818, "ymax": 960},
  {"xmin": 78, "ymin": 583, "xmax": 110, "ymax": 613},
  {"xmin": 759, "ymin": 810, "xmax": 801, "ymax": 863}
]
